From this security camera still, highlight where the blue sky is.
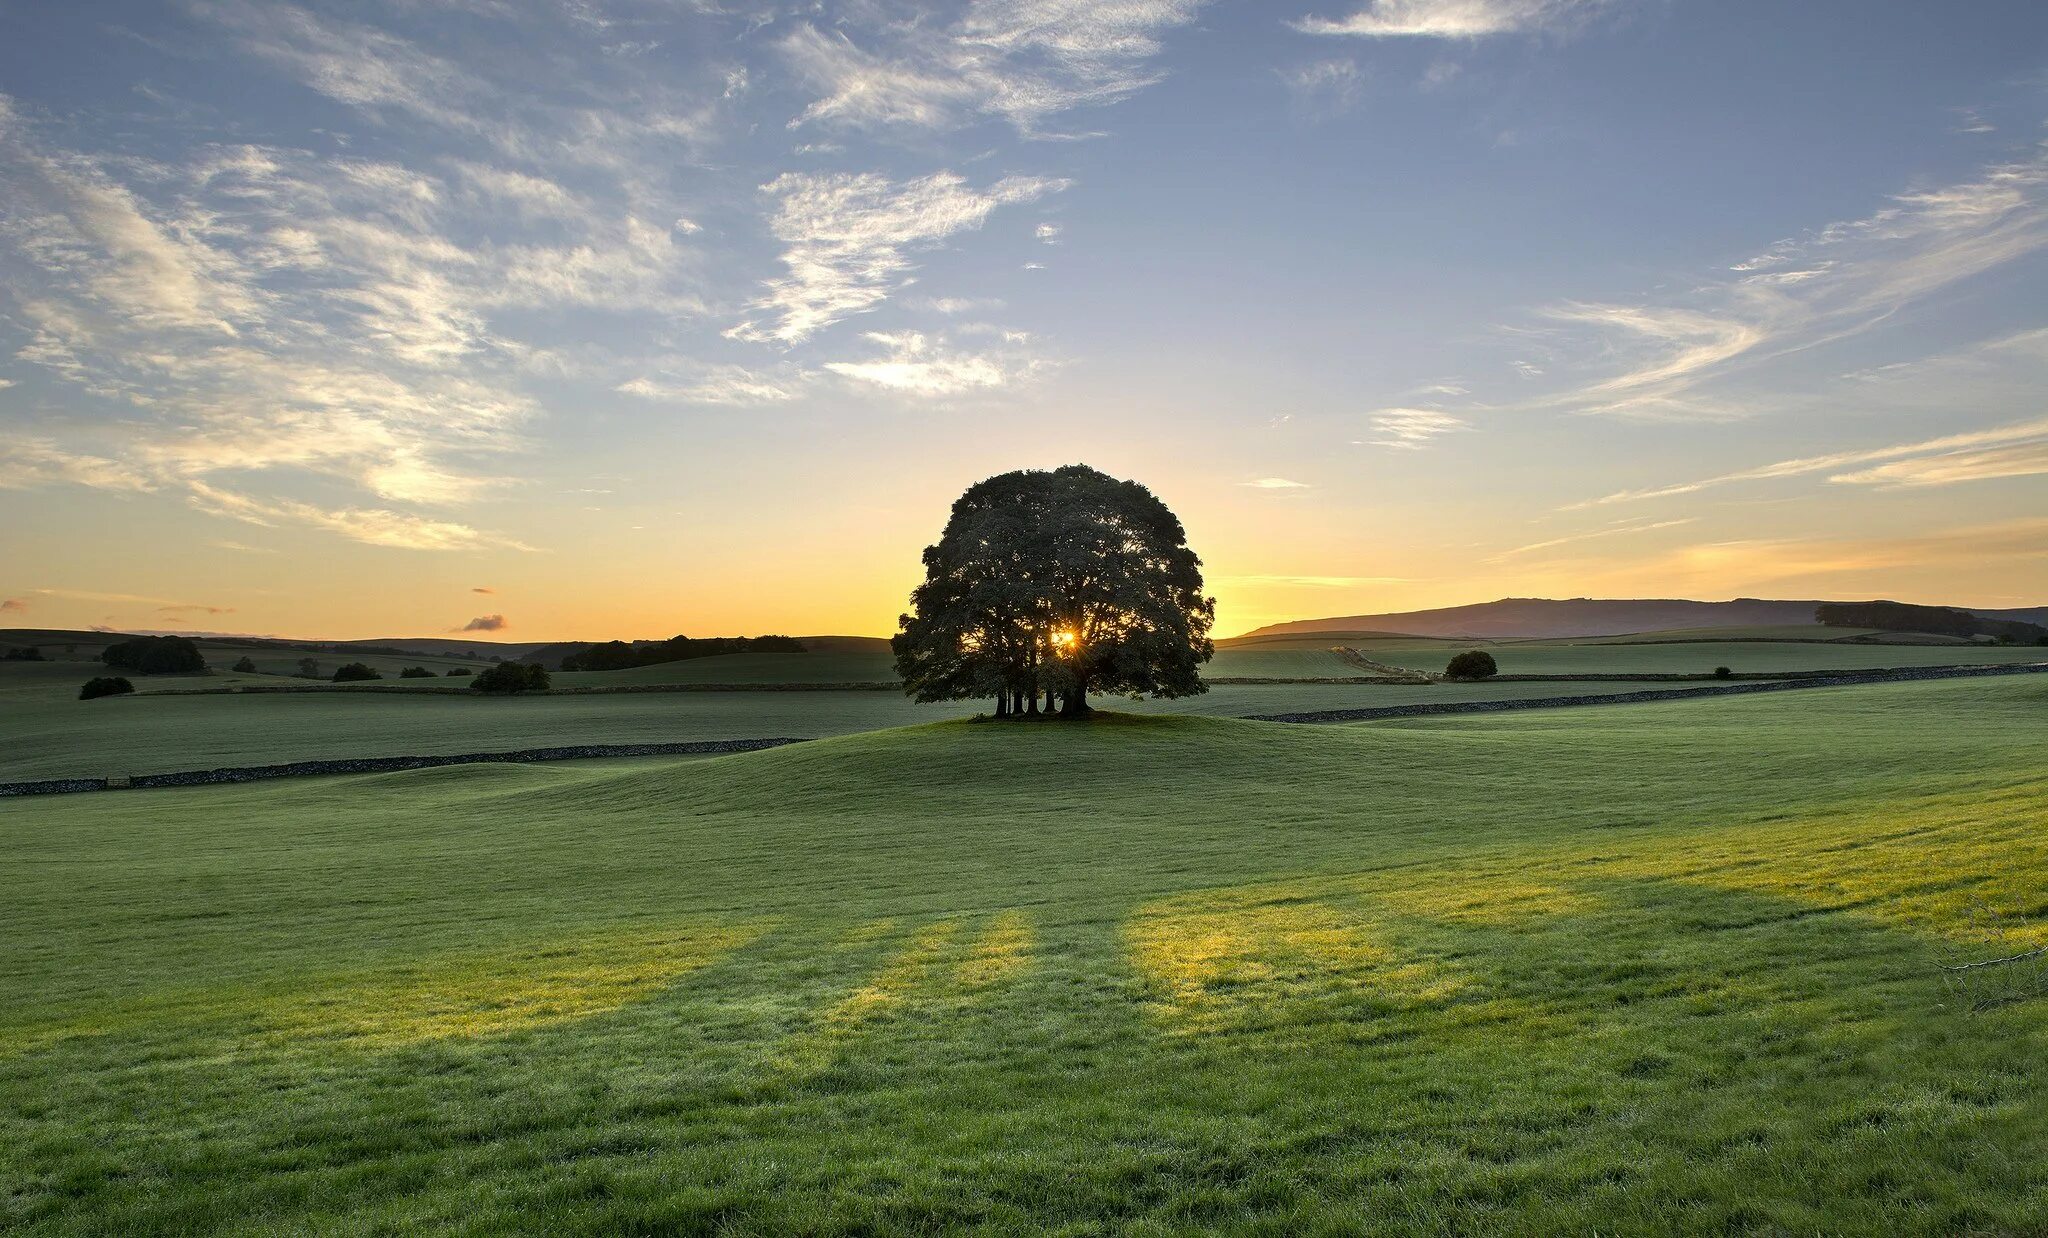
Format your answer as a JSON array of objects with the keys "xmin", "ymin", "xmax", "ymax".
[{"xmin": 2, "ymin": 0, "xmax": 2046, "ymax": 638}]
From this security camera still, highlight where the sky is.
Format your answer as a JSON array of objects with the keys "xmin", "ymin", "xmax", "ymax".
[{"xmin": 2, "ymin": 0, "xmax": 2046, "ymax": 641}]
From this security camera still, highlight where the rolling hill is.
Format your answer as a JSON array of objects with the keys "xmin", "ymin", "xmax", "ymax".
[{"xmin": 1239, "ymin": 597, "xmax": 2048, "ymax": 641}]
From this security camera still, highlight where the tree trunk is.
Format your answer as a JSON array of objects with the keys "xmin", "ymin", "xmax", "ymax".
[
  {"xmin": 1061, "ymin": 680, "xmax": 1090, "ymax": 718},
  {"xmin": 995, "ymin": 692, "xmax": 1008, "ymax": 719}
]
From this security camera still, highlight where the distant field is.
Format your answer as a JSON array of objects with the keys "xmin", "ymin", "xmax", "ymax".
[
  {"xmin": 4, "ymin": 676, "xmax": 2044, "ymax": 1232},
  {"xmin": 1347, "ymin": 639, "xmax": 2045, "ymax": 677},
  {"xmin": 0, "ymin": 665, "xmax": 1694, "ymax": 782}
]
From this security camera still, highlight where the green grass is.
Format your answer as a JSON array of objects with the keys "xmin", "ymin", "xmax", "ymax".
[
  {"xmin": 4, "ymin": 676, "xmax": 2046, "ymax": 1233},
  {"xmin": 2, "ymin": 665, "xmax": 1725, "ymax": 782}
]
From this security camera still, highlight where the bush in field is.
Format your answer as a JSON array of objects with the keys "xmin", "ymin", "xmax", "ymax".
[
  {"xmin": 399, "ymin": 666, "xmax": 436, "ymax": 678},
  {"xmin": 3, "ymin": 646, "xmax": 45, "ymax": 661},
  {"xmin": 296, "ymin": 657, "xmax": 320, "ymax": 678},
  {"xmin": 446, "ymin": 667, "xmax": 473, "ymax": 677},
  {"xmin": 331, "ymin": 662, "xmax": 382, "ymax": 682},
  {"xmin": 1713, "ymin": 666, "xmax": 1733, "ymax": 679},
  {"xmin": 80, "ymin": 676, "xmax": 134, "ymax": 701},
  {"xmin": 102, "ymin": 635, "xmax": 205, "ymax": 674},
  {"xmin": 231, "ymin": 656, "xmax": 258, "ymax": 673},
  {"xmin": 1444, "ymin": 650, "xmax": 1498, "ymax": 680},
  {"xmin": 473, "ymin": 662, "xmax": 549, "ymax": 693}
]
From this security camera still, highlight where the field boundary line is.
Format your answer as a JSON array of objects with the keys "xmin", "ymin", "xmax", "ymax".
[{"xmin": 0, "ymin": 738, "xmax": 810, "ymax": 798}]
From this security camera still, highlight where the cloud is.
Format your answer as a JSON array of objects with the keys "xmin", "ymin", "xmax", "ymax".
[
  {"xmin": 1489, "ymin": 517, "xmax": 1697, "ymax": 562},
  {"xmin": 472, "ymin": 586, "xmax": 495, "ymax": 594},
  {"xmin": 1240, "ymin": 477, "xmax": 1311, "ymax": 489},
  {"xmin": 0, "ymin": 598, "xmax": 26, "ymax": 614},
  {"xmin": 1361, "ymin": 408, "xmax": 1470, "ymax": 449},
  {"xmin": 1576, "ymin": 414, "xmax": 2048, "ymax": 507},
  {"xmin": 458, "ymin": 613, "xmax": 508, "ymax": 631},
  {"xmin": 1218, "ymin": 574, "xmax": 1408, "ymax": 587},
  {"xmin": 1827, "ymin": 440, "xmax": 2048, "ymax": 489},
  {"xmin": 729, "ymin": 171, "xmax": 1067, "ymax": 343},
  {"xmin": 824, "ymin": 330, "xmax": 1048, "ymax": 395},
  {"xmin": 1292, "ymin": 0, "xmax": 1611, "ymax": 38},
  {"xmin": 1281, "ymin": 59, "xmax": 1364, "ymax": 116},
  {"xmin": 616, "ymin": 366, "xmax": 800, "ymax": 405},
  {"xmin": 211, "ymin": 539, "xmax": 274, "ymax": 554},
  {"xmin": 782, "ymin": 0, "xmax": 1207, "ymax": 136},
  {"xmin": 157, "ymin": 603, "xmax": 235, "ymax": 617},
  {"xmin": 187, "ymin": 482, "xmax": 533, "ymax": 552},
  {"xmin": 1035, "ymin": 222, "xmax": 1062, "ymax": 242},
  {"xmin": 1618, "ymin": 518, "xmax": 2048, "ymax": 590}
]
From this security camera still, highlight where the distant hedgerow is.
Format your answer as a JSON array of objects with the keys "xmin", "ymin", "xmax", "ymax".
[
  {"xmin": 1444, "ymin": 650, "xmax": 1498, "ymax": 680},
  {"xmin": 473, "ymin": 662, "xmax": 550, "ymax": 693},
  {"xmin": 80, "ymin": 676, "xmax": 135, "ymax": 701},
  {"xmin": 102, "ymin": 635, "xmax": 205, "ymax": 674},
  {"xmin": 331, "ymin": 663, "xmax": 382, "ymax": 683}
]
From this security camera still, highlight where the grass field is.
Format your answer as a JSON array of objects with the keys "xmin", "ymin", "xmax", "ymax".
[
  {"xmin": 4, "ymin": 675, "xmax": 2045, "ymax": 1233},
  {"xmin": 1, "ymin": 666, "xmax": 1695, "ymax": 782}
]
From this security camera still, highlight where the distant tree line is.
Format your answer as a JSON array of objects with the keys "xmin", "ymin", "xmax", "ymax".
[
  {"xmin": 2, "ymin": 646, "xmax": 45, "ymax": 661},
  {"xmin": 102, "ymin": 635, "xmax": 206, "ymax": 674},
  {"xmin": 558, "ymin": 634, "xmax": 805, "ymax": 673},
  {"xmin": 1817, "ymin": 601, "xmax": 2047, "ymax": 644},
  {"xmin": 894, "ymin": 465, "xmax": 1213, "ymax": 719}
]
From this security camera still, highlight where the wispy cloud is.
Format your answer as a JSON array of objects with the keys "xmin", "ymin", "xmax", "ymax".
[
  {"xmin": 1828, "ymin": 440, "xmax": 2048, "ymax": 489},
  {"xmin": 1489, "ymin": 517, "xmax": 1697, "ymax": 562},
  {"xmin": 1218, "ymin": 573, "xmax": 1407, "ymax": 587},
  {"xmin": 782, "ymin": 0, "xmax": 1206, "ymax": 136},
  {"xmin": 824, "ymin": 330, "xmax": 1048, "ymax": 395},
  {"xmin": 728, "ymin": 171, "xmax": 1066, "ymax": 343},
  {"xmin": 1240, "ymin": 477, "xmax": 1311, "ymax": 489},
  {"xmin": 1360, "ymin": 407, "xmax": 1470, "ymax": 449},
  {"xmin": 187, "ymin": 483, "xmax": 533, "ymax": 552},
  {"xmin": 1280, "ymin": 58, "xmax": 1364, "ymax": 116},
  {"xmin": 0, "ymin": 598, "xmax": 27, "ymax": 614},
  {"xmin": 1293, "ymin": 0, "xmax": 1613, "ymax": 39},
  {"xmin": 1575, "ymin": 414, "xmax": 2048, "ymax": 508},
  {"xmin": 457, "ymin": 613, "xmax": 508, "ymax": 631},
  {"xmin": 617, "ymin": 366, "xmax": 800, "ymax": 405}
]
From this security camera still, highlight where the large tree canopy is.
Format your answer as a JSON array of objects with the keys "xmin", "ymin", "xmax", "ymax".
[{"xmin": 893, "ymin": 465, "xmax": 1214, "ymax": 718}]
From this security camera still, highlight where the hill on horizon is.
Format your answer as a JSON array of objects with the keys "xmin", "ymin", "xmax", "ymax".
[{"xmin": 1239, "ymin": 597, "xmax": 2048, "ymax": 641}]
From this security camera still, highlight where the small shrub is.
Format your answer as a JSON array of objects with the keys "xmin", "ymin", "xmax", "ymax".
[
  {"xmin": 399, "ymin": 666, "xmax": 436, "ymax": 678},
  {"xmin": 2, "ymin": 646, "xmax": 45, "ymax": 662},
  {"xmin": 80, "ymin": 676, "xmax": 135, "ymax": 701},
  {"xmin": 473, "ymin": 662, "xmax": 550, "ymax": 693},
  {"xmin": 446, "ymin": 667, "xmax": 473, "ymax": 677},
  {"xmin": 1444, "ymin": 650, "xmax": 1498, "ymax": 680},
  {"xmin": 331, "ymin": 662, "xmax": 382, "ymax": 682},
  {"xmin": 231, "ymin": 656, "xmax": 258, "ymax": 673},
  {"xmin": 1713, "ymin": 666, "xmax": 1733, "ymax": 679}
]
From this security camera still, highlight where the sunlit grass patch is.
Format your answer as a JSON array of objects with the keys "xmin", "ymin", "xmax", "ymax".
[
  {"xmin": 255, "ymin": 922, "xmax": 769, "ymax": 1048},
  {"xmin": 956, "ymin": 910, "xmax": 1033, "ymax": 989},
  {"xmin": 1126, "ymin": 894, "xmax": 1460, "ymax": 1034},
  {"xmin": 1371, "ymin": 876, "xmax": 1601, "ymax": 927}
]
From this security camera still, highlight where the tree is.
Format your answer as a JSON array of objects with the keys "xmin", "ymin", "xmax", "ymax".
[
  {"xmin": 231, "ymin": 656, "xmax": 258, "ymax": 673},
  {"xmin": 894, "ymin": 465, "xmax": 1214, "ymax": 719},
  {"xmin": 446, "ymin": 667, "xmax": 473, "ymax": 677},
  {"xmin": 1445, "ymin": 650, "xmax": 1498, "ymax": 680},
  {"xmin": 331, "ymin": 662, "xmax": 382, "ymax": 682},
  {"xmin": 102, "ymin": 635, "xmax": 205, "ymax": 674},
  {"xmin": 473, "ymin": 662, "xmax": 549, "ymax": 693},
  {"xmin": 399, "ymin": 666, "xmax": 436, "ymax": 678},
  {"xmin": 2, "ymin": 646, "xmax": 44, "ymax": 661},
  {"xmin": 296, "ymin": 657, "xmax": 320, "ymax": 679},
  {"xmin": 80, "ymin": 676, "xmax": 134, "ymax": 700}
]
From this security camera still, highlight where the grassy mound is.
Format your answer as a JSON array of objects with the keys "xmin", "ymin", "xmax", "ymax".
[{"xmin": 4, "ymin": 680, "xmax": 2047, "ymax": 1232}]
